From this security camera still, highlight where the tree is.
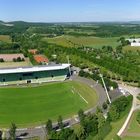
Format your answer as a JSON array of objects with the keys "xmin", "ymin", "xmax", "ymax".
[
  {"xmin": 9, "ymin": 123, "xmax": 17, "ymax": 140},
  {"xmin": 0, "ymin": 131, "xmax": 2, "ymax": 140},
  {"xmin": 97, "ymin": 113, "xmax": 106, "ymax": 129},
  {"xmin": 116, "ymin": 45, "xmax": 123, "ymax": 53},
  {"xmin": 102, "ymin": 102, "xmax": 108, "ymax": 110},
  {"xmin": 83, "ymin": 114, "xmax": 98, "ymax": 136},
  {"xmin": 96, "ymin": 106, "xmax": 102, "ymax": 114},
  {"xmin": 77, "ymin": 126, "xmax": 86, "ymax": 140},
  {"xmin": 0, "ymin": 58, "xmax": 4, "ymax": 62},
  {"xmin": 108, "ymin": 105, "xmax": 120, "ymax": 121},
  {"xmin": 58, "ymin": 128, "xmax": 77, "ymax": 140},
  {"xmin": 136, "ymin": 111, "xmax": 140, "ymax": 124},
  {"xmin": 49, "ymin": 130, "xmax": 58, "ymax": 139},
  {"xmin": 58, "ymin": 115, "xmax": 64, "ymax": 130},
  {"xmin": 78, "ymin": 109, "xmax": 85, "ymax": 126},
  {"xmin": 46, "ymin": 119, "xmax": 53, "ymax": 134}
]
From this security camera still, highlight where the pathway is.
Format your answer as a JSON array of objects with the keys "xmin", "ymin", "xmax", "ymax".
[{"xmin": 117, "ymin": 84, "xmax": 140, "ymax": 137}]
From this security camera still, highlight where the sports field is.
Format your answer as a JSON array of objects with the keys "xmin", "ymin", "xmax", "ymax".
[
  {"xmin": 0, "ymin": 81, "xmax": 98, "ymax": 128},
  {"xmin": 44, "ymin": 35, "xmax": 120, "ymax": 48}
]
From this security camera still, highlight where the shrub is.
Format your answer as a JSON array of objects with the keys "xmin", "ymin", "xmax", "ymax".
[
  {"xmin": 0, "ymin": 58, "xmax": 4, "ymax": 62},
  {"xmin": 102, "ymin": 102, "xmax": 108, "ymax": 110}
]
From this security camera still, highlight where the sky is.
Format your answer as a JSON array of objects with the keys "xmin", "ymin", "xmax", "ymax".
[{"xmin": 0, "ymin": 0, "xmax": 140, "ymax": 22}]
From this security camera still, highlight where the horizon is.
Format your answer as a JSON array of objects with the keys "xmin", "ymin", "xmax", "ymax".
[{"xmin": 1, "ymin": 0, "xmax": 140, "ymax": 22}]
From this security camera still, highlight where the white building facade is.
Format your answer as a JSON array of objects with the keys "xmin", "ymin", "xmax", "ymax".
[{"xmin": 126, "ymin": 38, "xmax": 140, "ymax": 47}]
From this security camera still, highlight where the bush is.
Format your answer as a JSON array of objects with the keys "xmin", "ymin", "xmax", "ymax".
[
  {"xmin": 0, "ymin": 58, "xmax": 4, "ymax": 62},
  {"xmin": 102, "ymin": 102, "xmax": 108, "ymax": 110},
  {"xmin": 13, "ymin": 57, "xmax": 25, "ymax": 62},
  {"xmin": 108, "ymin": 95, "xmax": 132, "ymax": 122}
]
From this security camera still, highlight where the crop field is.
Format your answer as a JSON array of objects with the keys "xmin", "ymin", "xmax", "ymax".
[
  {"xmin": 0, "ymin": 35, "xmax": 11, "ymax": 42},
  {"xmin": 0, "ymin": 58, "xmax": 32, "ymax": 68},
  {"xmin": 44, "ymin": 35, "xmax": 120, "ymax": 48},
  {"xmin": 0, "ymin": 81, "xmax": 98, "ymax": 128},
  {"xmin": 123, "ymin": 45, "xmax": 140, "ymax": 52}
]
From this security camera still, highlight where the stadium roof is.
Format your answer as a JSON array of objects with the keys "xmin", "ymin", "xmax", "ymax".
[{"xmin": 0, "ymin": 64, "xmax": 70, "ymax": 74}]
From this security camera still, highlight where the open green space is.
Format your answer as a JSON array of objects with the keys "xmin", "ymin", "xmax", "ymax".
[
  {"xmin": 44, "ymin": 35, "xmax": 120, "ymax": 48},
  {"xmin": 123, "ymin": 45, "xmax": 140, "ymax": 52},
  {"xmin": 104, "ymin": 99, "xmax": 132, "ymax": 140},
  {"xmin": 122, "ymin": 136, "xmax": 140, "ymax": 140},
  {"xmin": 0, "ymin": 35, "xmax": 11, "ymax": 42},
  {"xmin": 0, "ymin": 81, "xmax": 98, "ymax": 128},
  {"xmin": 125, "ymin": 110, "xmax": 140, "ymax": 133}
]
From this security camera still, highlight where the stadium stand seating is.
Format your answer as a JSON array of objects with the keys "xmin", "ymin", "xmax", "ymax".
[{"xmin": 0, "ymin": 69, "xmax": 69, "ymax": 85}]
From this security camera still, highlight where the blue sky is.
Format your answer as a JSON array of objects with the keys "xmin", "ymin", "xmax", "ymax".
[{"xmin": 0, "ymin": 0, "xmax": 140, "ymax": 22}]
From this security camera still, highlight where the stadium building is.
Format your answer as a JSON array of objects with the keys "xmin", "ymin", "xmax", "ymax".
[{"xmin": 0, "ymin": 64, "xmax": 70, "ymax": 86}]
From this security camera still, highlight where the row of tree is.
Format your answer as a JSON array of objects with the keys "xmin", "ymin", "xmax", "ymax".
[{"xmin": 44, "ymin": 44, "xmax": 140, "ymax": 85}]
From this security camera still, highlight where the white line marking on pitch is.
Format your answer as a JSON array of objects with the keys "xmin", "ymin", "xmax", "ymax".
[
  {"xmin": 71, "ymin": 90, "xmax": 75, "ymax": 94},
  {"xmin": 77, "ymin": 92, "xmax": 88, "ymax": 104},
  {"xmin": 73, "ymin": 87, "xmax": 88, "ymax": 104}
]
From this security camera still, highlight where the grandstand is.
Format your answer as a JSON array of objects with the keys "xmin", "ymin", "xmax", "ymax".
[{"xmin": 0, "ymin": 64, "xmax": 70, "ymax": 86}]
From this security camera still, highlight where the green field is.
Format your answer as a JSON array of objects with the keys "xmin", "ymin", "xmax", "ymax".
[
  {"xmin": 44, "ymin": 35, "xmax": 120, "ymax": 48},
  {"xmin": 0, "ymin": 81, "xmax": 98, "ymax": 128},
  {"xmin": 105, "ymin": 99, "xmax": 132, "ymax": 140},
  {"xmin": 122, "ymin": 136, "xmax": 140, "ymax": 140},
  {"xmin": 123, "ymin": 45, "xmax": 140, "ymax": 52},
  {"xmin": 126, "ymin": 110, "xmax": 140, "ymax": 133},
  {"xmin": 0, "ymin": 35, "xmax": 11, "ymax": 42}
]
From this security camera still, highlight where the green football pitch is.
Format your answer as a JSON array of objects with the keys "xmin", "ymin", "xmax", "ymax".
[{"xmin": 0, "ymin": 81, "xmax": 98, "ymax": 128}]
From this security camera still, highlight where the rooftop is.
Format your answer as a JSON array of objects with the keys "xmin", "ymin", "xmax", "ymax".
[{"xmin": 0, "ymin": 64, "xmax": 70, "ymax": 74}]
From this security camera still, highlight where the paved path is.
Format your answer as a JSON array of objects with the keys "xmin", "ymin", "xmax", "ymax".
[
  {"xmin": 3, "ymin": 76, "xmax": 107, "ymax": 140},
  {"xmin": 117, "ymin": 84, "xmax": 140, "ymax": 137}
]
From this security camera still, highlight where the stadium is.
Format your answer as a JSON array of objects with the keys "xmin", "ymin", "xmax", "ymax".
[
  {"xmin": 0, "ymin": 64, "xmax": 70, "ymax": 86},
  {"xmin": 0, "ymin": 63, "xmax": 99, "ymax": 127}
]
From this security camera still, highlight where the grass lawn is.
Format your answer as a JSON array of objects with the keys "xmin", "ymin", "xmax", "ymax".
[
  {"xmin": 122, "ymin": 136, "xmax": 140, "ymax": 140},
  {"xmin": 104, "ymin": 99, "xmax": 132, "ymax": 140},
  {"xmin": 44, "ymin": 35, "xmax": 120, "ymax": 48},
  {"xmin": 0, "ymin": 35, "xmax": 11, "ymax": 42},
  {"xmin": 0, "ymin": 81, "xmax": 98, "ymax": 128},
  {"xmin": 123, "ymin": 45, "xmax": 140, "ymax": 52},
  {"xmin": 126, "ymin": 110, "xmax": 140, "ymax": 133}
]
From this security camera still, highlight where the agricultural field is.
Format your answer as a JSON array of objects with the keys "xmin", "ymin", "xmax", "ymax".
[
  {"xmin": 123, "ymin": 45, "xmax": 140, "ymax": 52},
  {"xmin": 0, "ymin": 35, "xmax": 11, "ymax": 42},
  {"xmin": 0, "ymin": 81, "xmax": 98, "ymax": 128},
  {"xmin": 0, "ymin": 58, "xmax": 32, "ymax": 68},
  {"xmin": 122, "ymin": 136, "xmax": 140, "ymax": 140},
  {"xmin": 44, "ymin": 35, "xmax": 120, "ymax": 48}
]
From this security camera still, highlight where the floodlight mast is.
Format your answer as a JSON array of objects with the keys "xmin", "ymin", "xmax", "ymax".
[
  {"xmin": 99, "ymin": 73, "xmax": 112, "ymax": 104},
  {"xmin": 67, "ymin": 55, "xmax": 71, "ymax": 76}
]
